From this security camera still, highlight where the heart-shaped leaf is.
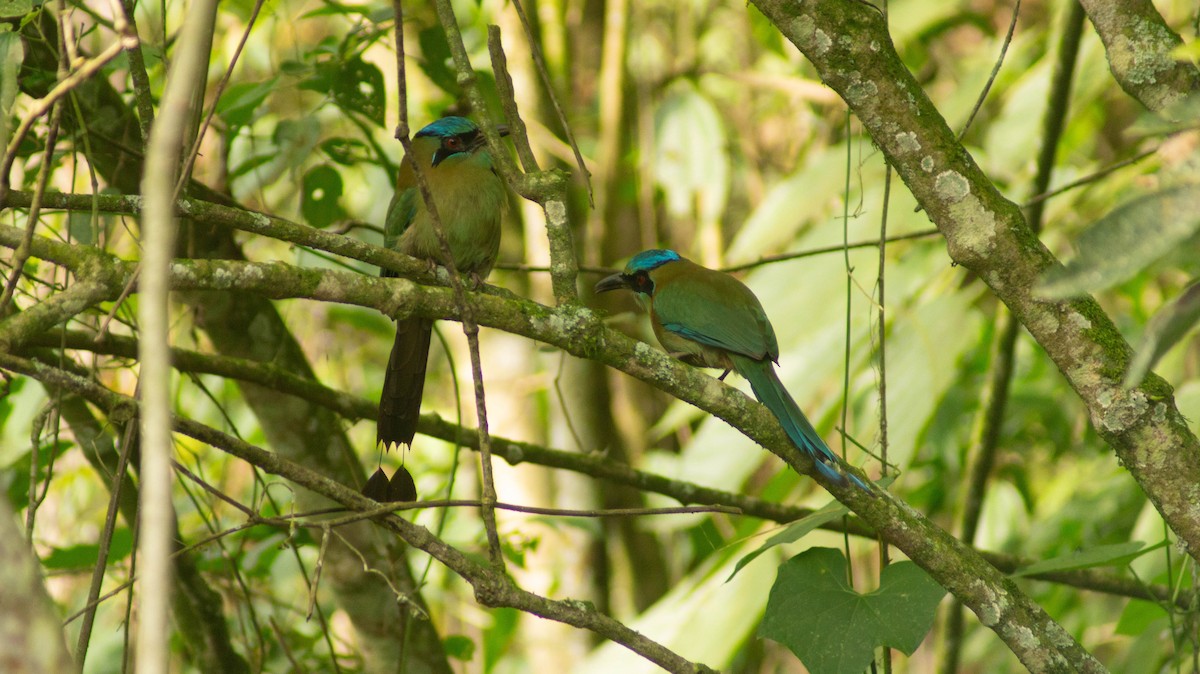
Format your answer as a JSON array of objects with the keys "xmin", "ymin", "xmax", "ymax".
[{"xmin": 759, "ymin": 547, "xmax": 945, "ymax": 674}]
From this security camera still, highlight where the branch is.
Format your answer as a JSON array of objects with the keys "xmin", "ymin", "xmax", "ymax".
[{"xmin": 1077, "ymin": 0, "xmax": 1200, "ymax": 111}]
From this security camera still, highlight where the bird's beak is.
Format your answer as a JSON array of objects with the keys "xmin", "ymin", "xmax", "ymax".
[{"xmin": 594, "ymin": 273, "xmax": 630, "ymax": 293}]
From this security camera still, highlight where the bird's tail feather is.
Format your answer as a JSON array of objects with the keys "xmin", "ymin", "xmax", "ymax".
[
  {"xmin": 732, "ymin": 355, "xmax": 871, "ymax": 492},
  {"xmin": 378, "ymin": 317, "xmax": 434, "ymax": 450}
]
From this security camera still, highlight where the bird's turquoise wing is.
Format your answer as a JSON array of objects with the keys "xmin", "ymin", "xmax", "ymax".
[{"xmin": 652, "ymin": 270, "xmax": 779, "ymax": 361}]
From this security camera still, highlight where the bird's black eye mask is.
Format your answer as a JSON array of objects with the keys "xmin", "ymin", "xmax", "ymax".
[
  {"xmin": 629, "ymin": 272, "xmax": 654, "ymax": 294},
  {"xmin": 431, "ymin": 131, "xmax": 481, "ymax": 167}
]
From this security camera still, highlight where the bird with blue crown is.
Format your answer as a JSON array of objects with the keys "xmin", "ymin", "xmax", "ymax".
[
  {"xmin": 377, "ymin": 117, "xmax": 508, "ymax": 461},
  {"xmin": 596, "ymin": 249, "xmax": 872, "ymax": 493}
]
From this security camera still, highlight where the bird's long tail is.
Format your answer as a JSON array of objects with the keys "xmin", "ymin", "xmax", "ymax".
[
  {"xmin": 731, "ymin": 354, "xmax": 871, "ymax": 493},
  {"xmin": 378, "ymin": 316, "xmax": 434, "ymax": 450}
]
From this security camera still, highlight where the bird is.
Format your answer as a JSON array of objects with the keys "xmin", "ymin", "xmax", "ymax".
[
  {"xmin": 595, "ymin": 249, "xmax": 871, "ymax": 492},
  {"xmin": 377, "ymin": 116, "xmax": 507, "ymax": 452}
]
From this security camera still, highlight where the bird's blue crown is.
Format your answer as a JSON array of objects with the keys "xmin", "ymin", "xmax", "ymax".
[
  {"xmin": 416, "ymin": 116, "xmax": 480, "ymax": 139},
  {"xmin": 625, "ymin": 249, "xmax": 682, "ymax": 274}
]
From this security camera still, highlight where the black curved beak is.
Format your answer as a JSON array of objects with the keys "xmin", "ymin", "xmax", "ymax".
[{"xmin": 594, "ymin": 273, "xmax": 630, "ymax": 293}]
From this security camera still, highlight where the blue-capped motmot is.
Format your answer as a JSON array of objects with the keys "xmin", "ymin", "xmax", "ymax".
[
  {"xmin": 596, "ymin": 249, "xmax": 871, "ymax": 492},
  {"xmin": 378, "ymin": 117, "xmax": 507, "ymax": 451}
]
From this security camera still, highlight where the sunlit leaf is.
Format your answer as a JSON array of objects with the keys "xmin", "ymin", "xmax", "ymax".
[
  {"xmin": 444, "ymin": 635, "xmax": 475, "ymax": 662},
  {"xmin": 759, "ymin": 548, "xmax": 945, "ymax": 674},
  {"xmin": 43, "ymin": 529, "xmax": 133, "ymax": 570},
  {"xmin": 216, "ymin": 78, "xmax": 278, "ymax": 130},
  {"xmin": 1125, "ymin": 280, "xmax": 1200, "ymax": 387},
  {"xmin": 332, "ymin": 55, "xmax": 386, "ymax": 127},
  {"xmin": 419, "ymin": 27, "xmax": 458, "ymax": 96},
  {"xmin": 0, "ymin": 0, "xmax": 31, "ymax": 19},
  {"xmin": 321, "ymin": 137, "xmax": 370, "ymax": 166},
  {"xmin": 1130, "ymin": 91, "xmax": 1200, "ymax": 135},
  {"xmin": 654, "ymin": 80, "xmax": 728, "ymax": 226},
  {"xmin": 1115, "ymin": 599, "xmax": 1168, "ymax": 636},
  {"xmin": 301, "ymin": 165, "xmax": 346, "ymax": 228},
  {"xmin": 1011, "ymin": 541, "xmax": 1164, "ymax": 578},
  {"xmin": 0, "ymin": 25, "xmax": 24, "ymax": 150},
  {"xmin": 1039, "ymin": 185, "xmax": 1200, "ymax": 298}
]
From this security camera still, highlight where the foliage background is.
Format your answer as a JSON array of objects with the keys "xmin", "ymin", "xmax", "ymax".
[{"xmin": 2, "ymin": 0, "xmax": 1199, "ymax": 672}]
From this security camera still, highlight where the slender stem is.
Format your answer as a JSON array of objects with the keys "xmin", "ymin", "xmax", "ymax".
[
  {"xmin": 394, "ymin": 0, "xmax": 505, "ymax": 571},
  {"xmin": 136, "ymin": 0, "xmax": 218, "ymax": 670},
  {"xmin": 940, "ymin": 3, "xmax": 1085, "ymax": 672}
]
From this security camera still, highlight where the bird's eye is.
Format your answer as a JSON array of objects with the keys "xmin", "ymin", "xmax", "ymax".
[{"xmin": 445, "ymin": 137, "xmax": 463, "ymax": 151}]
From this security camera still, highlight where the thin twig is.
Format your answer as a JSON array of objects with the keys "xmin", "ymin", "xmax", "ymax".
[
  {"xmin": 172, "ymin": 0, "xmax": 267, "ymax": 200},
  {"xmin": 394, "ymin": 0, "xmax": 505, "ymax": 571},
  {"xmin": 720, "ymin": 228, "xmax": 940, "ymax": 273},
  {"xmin": 136, "ymin": 0, "xmax": 218, "ymax": 669},
  {"xmin": 0, "ymin": 95, "xmax": 63, "ymax": 320},
  {"xmin": 505, "ymin": 0, "xmax": 593, "ymax": 204},
  {"xmin": 958, "ymin": 0, "xmax": 1021, "ymax": 139}
]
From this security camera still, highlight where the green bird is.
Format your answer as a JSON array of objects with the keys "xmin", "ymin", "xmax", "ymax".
[
  {"xmin": 378, "ymin": 117, "xmax": 506, "ymax": 451},
  {"xmin": 596, "ymin": 249, "xmax": 871, "ymax": 492}
]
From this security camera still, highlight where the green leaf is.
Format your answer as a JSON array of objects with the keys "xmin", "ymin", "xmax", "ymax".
[
  {"xmin": 1115, "ymin": 599, "xmax": 1169, "ymax": 636},
  {"xmin": 1038, "ymin": 185, "xmax": 1200, "ymax": 298},
  {"xmin": 320, "ymin": 137, "xmax": 370, "ymax": 166},
  {"xmin": 0, "ymin": 0, "xmax": 31, "ymax": 19},
  {"xmin": 759, "ymin": 548, "xmax": 945, "ymax": 674},
  {"xmin": 728, "ymin": 500, "xmax": 849, "ymax": 581},
  {"xmin": 443, "ymin": 635, "xmax": 475, "ymax": 661},
  {"xmin": 43, "ymin": 529, "xmax": 134, "ymax": 570},
  {"xmin": 1131, "ymin": 91, "xmax": 1200, "ymax": 136},
  {"xmin": 332, "ymin": 55, "xmax": 386, "ymax": 127},
  {"xmin": 418, "ymin": 27, "xmax": 458, "ymax": 96},
  {"xmin": 1011, "ymin": 541, "xmax": 1164, "ymax": 578},
  {"xmin": 0, "ymin": 25, "xmax": 25, "ymax": 151},
  {"xmin": 1125, "ymin": 280, "xmax": 1200, "ymax": 387},
  {"xmin": 653, "ymin": 80, "xmax": 729, "ymax": 226},
  {"xmin": 301, "ymin": 165, "xmax": 345, "ymax": 228},
  {"xmin": 216, "ymin": 78, "xmax": 278, "ymax": 130}
]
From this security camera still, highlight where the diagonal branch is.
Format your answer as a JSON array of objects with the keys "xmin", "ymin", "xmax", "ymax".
[{"xmin": 1077, "ymin": 0, "xmax": 1200, "ymax": 111}]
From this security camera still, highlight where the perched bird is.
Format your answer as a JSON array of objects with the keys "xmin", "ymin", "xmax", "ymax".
[
  {"xmin": 595, "ymin": 249, "xmax": 871, "ymax": 492},
  {"xmin": 377, "ymin": 117, "xmax": 507, "ymax": 451}
]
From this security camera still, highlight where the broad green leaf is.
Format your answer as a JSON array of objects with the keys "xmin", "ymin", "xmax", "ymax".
[
  {"xmin": 43, "ymin": 528, "xmax": 133, "ymax": 570},
  {"xmin": 1130, "ymin": 91, "xmax": 1200, "ymax": 136},
  {"xmin": 418, "ymin": 26, "xmax": 459, "ymax": 96},
  {"xmin": 1038, "ymin": 185, "xmax": 1200, "ymax": 298},
  {"xmin": 0, "ymin": 0, "xmax": 30, "ymax": 19},
  {"xmin": 759, "ymin": 548, "xmax": 945, "ymax": 674},
  {"xmin": 653, "ymin": 80, "xmax": 728, "ymax": 226},
  {"xmin": 728, "ymin": 500, "xmax": 849, "ymax": 580},
  {"xmin": 332, "ymin": 55, "xmax": 386, "ymax": 127},
  {"xmin": 1115, "ymin": 599, "xmax": 1169, "ymax": 636},
  {"xmin": 1125, "ymin": 280, "xmax": 1200, "ymax": 387},
  {"xmin": 215, "ymin": 78, "xmax": 278, "ymax": 131},
  {"xmin": 0, "ymin": 25, "xmax": 24, "ymax": 151},
  {"xmin": 1011, "ymin": 540, "xmax": 1164, "ymax": 578},
  {"xmin": 301, "ymin": 165, "xmax": 346, "ymax": 228},
  {"xmin": 320, "ymin": 137, "xmax": 370, "ymax": 166},
  {"xmin": 443, "ymin": 635, "xmax": 475, "ymax": 662}
]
